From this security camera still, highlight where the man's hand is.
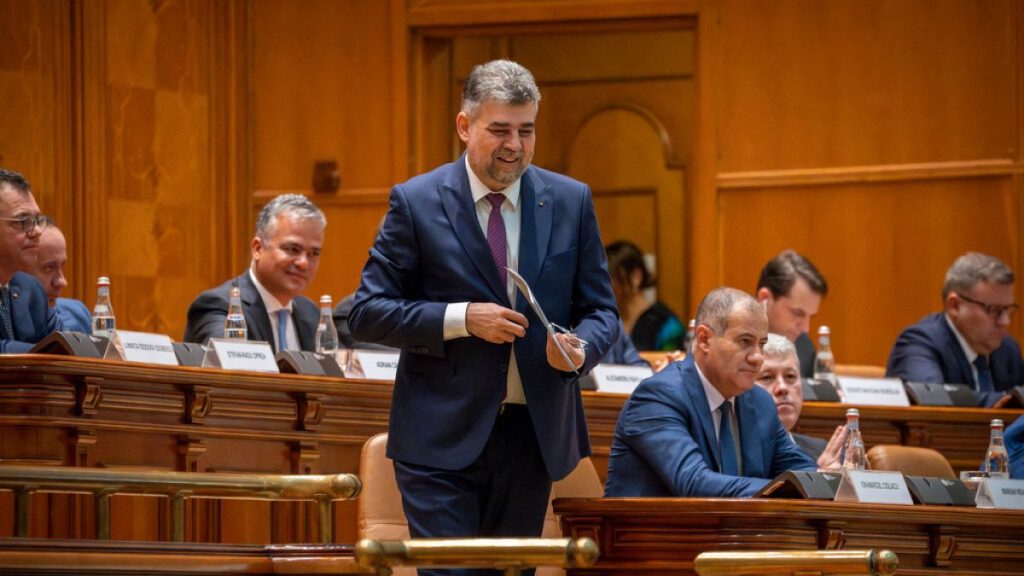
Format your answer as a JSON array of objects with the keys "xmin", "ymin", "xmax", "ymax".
[
  {"xmin": 547, "ymin": 332, "xmax": 585, "ymax": 372},
  {"xmin": 816, "ymin": 424, "xmax": 849, "ymax": 471},
  {"xmin": 467, "ymin": 303, "xmax": 528, "ymax": 343},
  {"xmin": 653, "ymin": 350, "xmax": 686, "ymax": 372}
]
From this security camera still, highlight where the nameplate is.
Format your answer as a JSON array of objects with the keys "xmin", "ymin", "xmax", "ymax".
[
  {"xmin": 102, "ymin": 331, "xmax": 179, "ymax": 366},
  {"xmin": 834, "ymin": 470, "xmax": 914, "ymax": 505},
  {"xmin": 356, "ymin": 350, "xmax": 400, "ymax": 380},
  {"xmin": 590, "ymin": 364, "xmax": 654, "ymax": 395},
  {"xmin": 975, "ymin": 478, "xmax": 1024, "ymax": 509},
  {"xmin": 203, "ymin": 339, "xmax": 279, "ymax": 373},
  {"xmin": 838, "ymin": 377, "xmax": 910, "ymax": 407}
]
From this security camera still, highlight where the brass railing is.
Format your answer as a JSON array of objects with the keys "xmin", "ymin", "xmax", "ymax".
[
  {"xmin": 695, "ymin": 549, "xmax": 899, "ymax": 576},
  {"xmin": 0, "ymin": 465, "xmax": 360, "ymax": 543},
  {"xmin": 355, "ymin": 537, "xmax": 599, "ymax": 576}
]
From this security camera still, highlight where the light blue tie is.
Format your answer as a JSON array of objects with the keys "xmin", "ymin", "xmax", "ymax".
[
  {"xmin": 719, "ymin": 401, "xmax": 739, "ymax": 476},
  {"xmin": 277, "ymin": 309, "xmax": 290, "ymax": 352}
]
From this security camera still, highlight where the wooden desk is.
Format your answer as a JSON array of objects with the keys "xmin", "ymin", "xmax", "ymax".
[
  {"xmin": 1, "ymin": 355, "xmax": 1020, "ymax": 544},
  {"xmin": 554, "ymin": 498, "xmax": 1024, "ymax": 575}
]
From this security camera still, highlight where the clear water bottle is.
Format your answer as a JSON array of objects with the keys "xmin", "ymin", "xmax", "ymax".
[
  {"xmin": 684, "ymin": 319, "xmax": 696, "ymax": 354},
  {"xmin": 223, "ymin": 284, "xmax": 247, "ymax": 340},
  {"xmin": 842, "ymin": 408, "xmax": 868, "ymax": 471},
  {"xmin": 91, "ymin": 276, "xmax": 115, "ymax": 338},
  {"xmin": 316, "ymin": 294, "xmax": 339, "ymax": 355},
  {"xmin": 985, "ymin": 418, "xmax": 1009, "ymax": 478},
  {"xmin": 814, "ymin": 325, "xmax": 837, "ymax": 385}
]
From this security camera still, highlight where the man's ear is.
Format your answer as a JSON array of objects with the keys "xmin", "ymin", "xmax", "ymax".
[
  {"xmin": 250, "ymin": 236, "xmax": 263, "ymax": 261},
  {"xmin": 944, "ymin": 292, "xmax": 961, "ymax": 318},
  {"xmin": 456, "ymin": 111, "xmax": 471, "ymax": 143},
  {"xmin": 694, "ymin": 324, "xmax": 713, "ymax": 352},
  {"xmin": 756, "ymin": 287, "xmax": 772, "ymax": 304}
]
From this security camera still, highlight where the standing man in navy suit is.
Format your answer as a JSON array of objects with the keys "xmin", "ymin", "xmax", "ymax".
[
  {"xmin": 0, "ymin": 169, "xmax": 61, "ymax": 352},
  {"xmin": 887, "ymin": 252, "xmax": 1023, "ymax": 407},
  {"xmin": 184, "ymin": 194, "xmax": 325, "ymax": 353},
  {"xmin": 349, "ymin": 60, "xmax": 617, "ymax": 572},
  {"xmin": 605, "ymin": 288, "xmax": 824, "ymax": 498},
  {"xmin": 25, "ymin": 220, "xmax": 92, "ymax": 333}
]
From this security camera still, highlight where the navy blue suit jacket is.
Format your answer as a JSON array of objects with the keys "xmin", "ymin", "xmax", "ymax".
[
  {"xmin": 55, "ymin": 297, "xmax": 92, "ymax": 334},
  {"xmin": 1, "ymin": 272, "xmax": 62, "ymax": 353},
  {"xmin": 886, "ymin": 313, "xmax": 1023, "ymax": 407},
  {"xmin": 604, "ymin": 356, "xmax": 817, "ymax": 497},
  {"xmin": 349, "ymin": 157, "xmax": 618, "ymax": 480},
  {"xmin": 1006, "ymin": 415, "xmax": 1024, "ymax": 480},
  {"xmin": 183, "ymin": 272, "xmax": 319, "ymax": 353}
]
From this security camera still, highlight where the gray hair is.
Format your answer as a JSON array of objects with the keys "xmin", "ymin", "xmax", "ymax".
[
  {"xmin": 942, "ymin": 252, "xmax": 1014, "ymax": 300},
  {"xmin": 0, "ymin": 169, "xmax": 31, "ymax": 196},
  {"xmin": 694, "ymin": 287, "xmax": 762, "ymax": 335},
  {"xmin": 461, "ymin": 60, "xmax": 541, "ymax": 119},
  {"xmin": 763, "ymin": 333, "xmax": 798, "ymax": 365},
  {"xmin": 255, "ymin": 194, "xmax": 326, "ymax": 242}
]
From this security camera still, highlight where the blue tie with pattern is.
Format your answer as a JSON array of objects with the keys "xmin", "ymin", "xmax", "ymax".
[
  {"xmin": 0, "ymin": 286, "xmax": 14, "ymax": 340},
  {"xmin": 277, "ymin": 309, "xmax": 289, "ymax": 352},
  {"xmin": 974, "ymin": 355, "xmax": 994, "ymax": 393},
  {"xmin": 719, "ymin": 401, "xmax": 739, "ymax": 476}
]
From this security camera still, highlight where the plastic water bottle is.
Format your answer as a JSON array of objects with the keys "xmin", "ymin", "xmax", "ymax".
[
  {"xmin": 316, "ymin": 294, "xmax": 339, "ymax": 355},
  {"xmin": 91, "ymin": 276, "xmax": 115, "ymax": 338},
  {"xmin": 842, "ymin": 408, "xmax": 868, "ymax": 471},
  {"xmin": 223, "ymin": 284, "xmax": 247, "ymax": 340},
  {"xmin": 684, "ymin": 319, "xmax": 696, "ymax": 354},
  {"xmin": 814, "ymin": 325, "xmax": 837, "ymax": 386},
  {"xmin": 985, "ymin": 418, "xmax": 1009, "ymax": 478}
]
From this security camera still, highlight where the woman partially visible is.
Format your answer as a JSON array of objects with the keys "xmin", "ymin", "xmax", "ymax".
[{"xmin": 605, "ymin": 240, "xmax": 685, "ymax": 352}]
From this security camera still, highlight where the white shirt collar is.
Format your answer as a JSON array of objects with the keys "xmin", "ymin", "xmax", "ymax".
[
  {"xmin": 465, "ymin": 156, "xmax": 521, "ymax": 209},
  {"xmin": 696, "ymin": 361, "xmax": 729, "ymax": 412},
  {"xmin": 248, "ymin": 268, "xmax": 293, "ymax": 314},
  {"xmin": 944, "ymin": 312, "xmax": 979, "ymax": 365}
]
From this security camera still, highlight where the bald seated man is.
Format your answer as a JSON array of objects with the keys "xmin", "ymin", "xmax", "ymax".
[
  {"xmin": 26, "ymin": 221, "xmax": 92, "ymax": 333},
  {"xmin": 605, "ymin": 287, "xmax": 843, "ymax": 498}
]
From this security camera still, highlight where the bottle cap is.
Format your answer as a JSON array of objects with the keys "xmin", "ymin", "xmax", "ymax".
[
  {"xmin": 320, "ymin": 295, "xmax": 333, "ymax": 305},
  {"xmin": 818, "ymin": 325, "xmax": 831, "ymax": 335},
  {"xmin": 97, "ymin": 276, "xmax": 110, "ymax": 286},
  {"xmin": 845, "ymin": 408, "xmax": 860, "ymax": 418},
  {"xmin": 991, "ymin": 418, "xmax": 1004, "ymax": 427}
]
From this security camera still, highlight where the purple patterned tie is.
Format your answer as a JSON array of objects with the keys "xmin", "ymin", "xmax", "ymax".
[{"xmin": 485, "ymin": 193, "xmax": 507, "ymax": 285}]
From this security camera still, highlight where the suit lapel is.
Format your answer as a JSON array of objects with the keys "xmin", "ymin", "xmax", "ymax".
[
  {"xmin": 438, "ymin": 161, "xmax": 509, "ymax": 304},
  {"xmin": 293, "ymin": 298, "xmax": 317, "ymax": 352},
  {"xmin": 736, "ymin": 393, "xmax": 766, "ymax": 477},
  {"xmin": 517, "ymin": 168, "xmax": 551, "ymax": 291},
  {"xmin": 240, "ymin": 274, "xmax": 275, "ymax": 351},
  {"xmin": 681, "ymin": 359, "xmax": 722, "ymax": 472},
  {"xmin": 939, "ymin": 315, "xmax": 975, "ymax": 384}
]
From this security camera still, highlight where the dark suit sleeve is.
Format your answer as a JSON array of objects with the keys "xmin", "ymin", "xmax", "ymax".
[
  {"xmin": 0, "ymin": 276, "xmax": 62, "ymax": 353},
  {"xmin": 770, "ymin": 422, "xmax": 818, "ymax": 477},
  {"xmin": 886, "ymin": 324, "xmax": 948, "ymax": 384},
  {"xmin": 617, "ymin": 384, "xmax": 772, "ymax": 497},
  {"xmin": 349, "ymin": 185, "xmax": 449, "ymax": 357},
  {"xmin": 566, "ymin": 186, "xmax": 620, "ymax": 376},
  {"xmin": 184, "ymin": 290, "xmax": 227, "ymax": 345}
]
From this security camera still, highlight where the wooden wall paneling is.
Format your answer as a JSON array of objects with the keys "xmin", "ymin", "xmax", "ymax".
[
  {"xmin": 406, "ymin": 0, "xmax": 698, "ymax": 27},
  {"xmin": 719, "ymin": 175, "xmax": 1019, "ymax": 366}
]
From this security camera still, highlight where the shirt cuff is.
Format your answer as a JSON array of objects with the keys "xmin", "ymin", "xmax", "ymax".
[{"xmin": 443, "ymin": 302, "xmax": 471, "ymax": 340}]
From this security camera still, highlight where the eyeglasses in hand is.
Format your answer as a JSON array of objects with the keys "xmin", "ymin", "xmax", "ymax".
[{"xmin": 0, "ymin": 213, "xmax": 49, "ymax": 233}]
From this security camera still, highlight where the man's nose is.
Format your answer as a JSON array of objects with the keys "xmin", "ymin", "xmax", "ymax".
[{"xmin": 55, "ymin": 273, "xmax": 67, "ymax": 290}]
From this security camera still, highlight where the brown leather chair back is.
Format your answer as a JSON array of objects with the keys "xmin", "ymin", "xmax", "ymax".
[
  {"xmin": 358, "ymin": 433, "xmax": 410, "ymax": 541},
  {"xmin": 539, "ymin": 457, "xmax": 604, "ymax": 576},
  {"xmin": 866, "ymin": 444, "xmax": 955, "ymax": 478}
]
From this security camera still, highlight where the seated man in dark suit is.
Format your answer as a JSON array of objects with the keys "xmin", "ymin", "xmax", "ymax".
[
  {"xmin": 605, "ymin": 287, "xmax": 824, "ymax": 498},
  {"xmin": 184, "ymin": 194, "xmax": 325, "ymax": 352},
  {"xmin": 756, "ymin": 250, "xmax": 828, "ymax": 378},
  {"xmin": 886, "ymin": 252, "xmax": 1023, "ymax": 407},
  {"xmin": 0, "ymin": 169, "xmax": 61, "ymax": 352},
  {"xmin": 756, "ymin": 333, "xmax": 844, "ymax": 462},
  {"xmin": 25, "ymin": 220, "xmax": 92, "ymax": 333}
]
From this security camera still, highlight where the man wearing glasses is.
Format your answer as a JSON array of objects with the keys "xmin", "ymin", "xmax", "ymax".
[
  {"xmin": 0, "ymin": 169, "xmax": 61, "ymax": 352},
  {"xmin": 184, "ymin": 194, "xmax": 325, "ymax": 353},
  {"xmin": 887, "ymin": 252, "xmax": 1022, "ymax": 407}
]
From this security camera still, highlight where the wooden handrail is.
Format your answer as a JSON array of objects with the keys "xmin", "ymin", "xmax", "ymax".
[
  {"xmin": 0, "ymin": 465, "xmax": 360, "ymax": 543},
  {"xmin": 355, "ymin": 537, "xmax": 599, "ymax": 576},
  {"xmin": 695, "ymin": 549, "xmax": 898, "ymax": 576}
]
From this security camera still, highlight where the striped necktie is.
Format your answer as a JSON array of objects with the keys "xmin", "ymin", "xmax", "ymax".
[{"xmin": 0, "ymin": 286, "xmax": 14, "ymax": 340}]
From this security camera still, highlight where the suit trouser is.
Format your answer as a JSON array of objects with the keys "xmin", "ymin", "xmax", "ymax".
[{"xmin": 393, "ymin": 404, "xmax": 553, "ymax": 576}]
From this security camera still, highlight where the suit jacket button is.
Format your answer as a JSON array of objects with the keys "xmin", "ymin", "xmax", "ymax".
[{"xmin": 499, "ymin": 363, "xmax": 508, "ymax": 373}]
